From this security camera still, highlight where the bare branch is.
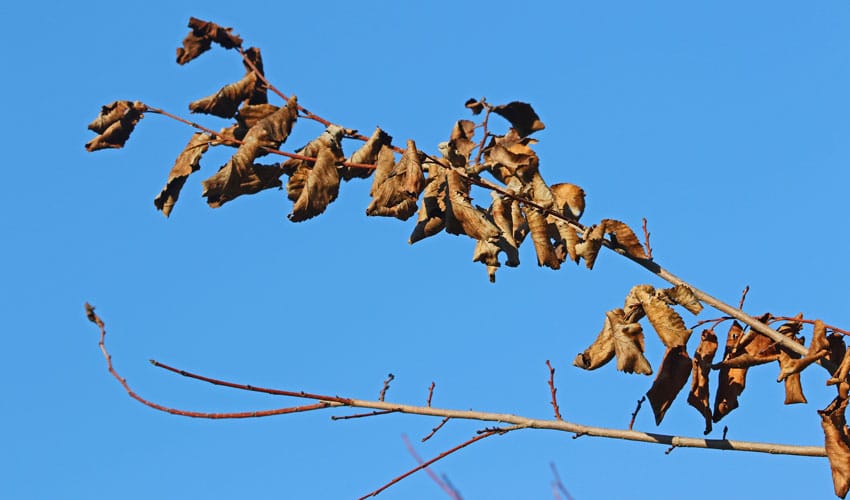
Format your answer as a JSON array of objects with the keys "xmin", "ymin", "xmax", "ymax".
[{"xmin": 402, "ymin": 434, "xmax": 462, "ymax": 500}]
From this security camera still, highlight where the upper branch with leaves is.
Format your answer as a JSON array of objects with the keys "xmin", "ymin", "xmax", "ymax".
[{"xmin": 85, "ymin": 17, "xmax": 850, "ymax": 498}]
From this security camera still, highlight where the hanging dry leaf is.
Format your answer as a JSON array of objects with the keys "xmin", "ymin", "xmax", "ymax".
[
  {"xmin": 631, "ymin": 285, "xmax": 692, "ymax": 348},
  {"xmin": 646, "ymin": 346, "xmax": 692, "ymax": 425},
  {"xmin": 154, "ymin": 132, "xmax": 211, "ymax": 217},
  {"xmin": 574, "ymin": 309, "xmax": 652, "ymax": 374},
  {"xmin": 189, "ymin": 72, "xmax": 260, "ymax": 118},
  {"xmin": 713, "ymin": 321, "xmax": 748, "ymax": 422},
  {"xmin": 409, "ymin": 159, "xmax": 447, "ymax": 244},
  {"xmin": 549, "ymin": 219, "xmax": 581, "ymax": 264},
  {"xmin": 341, "ymin": 127, "xmax": 391, "ymax": 180},
  {"xmin": 287, "ymin": 145, "xmax": 341, "ymax": 222},
  {"xmin": 177, "ymin": 17, "xmax": 243, "ymax": 65},
  {"xmin": 575, "ymin": 223, "xmax": 605, "ymax": 269},
  {"xmin": 828, "ymin": 333, "xmax": 848, "ymax": 366},
  {"xmin": 550, "ymin": 183, "xmax": 586, "ymax": 220},
  {"xmin": 491, "ymin": 101, "xmax": 545, "ymax": 137},
  {"xmin": 820, "ymin": 395, "xmax": 850, "ymax": 498},
  {"xmin": 658, "ymin": 284, "xmax": 704, "ymax": 315},
  {"xmin": 366, "ymin": 139, "xmax": 423, "ymax": 220},
  {"xmin": 574, "ymin": 311, "xmax": 617, "ymax": 371},
  {"xmin": 445, "ymin": 119, "xmax": 477, "ymax": 168},
  {"xmin": 202, "ymin": 96, "xmax": 298, "ymax": 207},
  {"xmin": 471, "ymin": 192, "xmax": 522, "ymax": 282},
  {"xmin": 85, "ymin": 101, "xmax": 146, "ymax": 152},
  {"xmin": 688, "ymin": 329, "xmax": 718, "ymax": 435},
  {"xmin": 444, "ymin": 170, "xmax": 501, "ymax": 243},
  {"xmin": 464, "ymin": 97, "xmax": 485, "ymax": 115},
  {"xmin": 525, "ymin": 207, "xmax": 560, "ymax": 269},
  {"xmin": 778, "ymin": 319, "xmax": 830, "ymax": 383}
]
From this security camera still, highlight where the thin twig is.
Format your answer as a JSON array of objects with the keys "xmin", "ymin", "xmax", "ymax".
[
  {"xmin": 641, "ymin": 217, "xmax": 653, "ymax": 260},
  {"xmin": 738, "ymin": 285, "xmax": 750, "ymax": 310},
  {"xmin": 545, "ymin": 360, "xmax": 563, "ymax": 420},
  {"xmin": 379, "ymin": 373, "xmax": 395, "ymax": 402},
  {"xmin": 723, "ymin": 426, "xmax": 729, "ymax": 440},
  {"xmin": 629, "ymin": 396, "xmax": 646, "ymax": 431},
  {"xmin": 360, "ymin": 430, "xmax": 503, "ymax": 499},
  {"xmin": 402, "ymin": 434, "xmax": 462, "ymax": 500},
  {"xmin": 550, "ymin": 463, "xmax": 576, "ymax": 500},
  {"xmin": 427, "ymin": 381, "xmax": 436, "ymax": 407},
  {"xmin": 422, "ymin": 416, "xmax": 451, "ymax": 443},
  {"xmin": 331, "ymin": 410, "xmax": 397, "ymax": 421},
  {"xmin": 665, "ymin": 444, "xmax": 678, "ymax": 455},
  {"xmin": 771, "ymin": 317, "xmax": 850, "ymax": 337}
]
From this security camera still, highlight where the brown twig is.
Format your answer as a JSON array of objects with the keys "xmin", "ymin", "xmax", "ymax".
[
  {"xmin": 738, "ymin": 285, "xmax": 750, "ymax": 310},
  {"xmin": 641, "ymin": 217, "xmax": 653, "ymax": 260},
  {"xmin": 629, "ymin": 396, "xmax": 646, "ymax": 431},
  {"xmin": 545, "ymin": 360, "xmax": 563, "ymax": 420},
  {"xmin": 771, "ymin": 317, "xmax": 850, "ymax": 337},
  {"xmin": 550, "ymin": 463, "xmax": 576, "ymax": 500},
  {"xmin": 360, "ymin": 430, "xmax": 503, "ymax": 499},
  {"xmin": 472, "ymin": 102, "xmax": 492, "ymax": 166},
  {"xmin": 379, "ymin": 373, "xmax": 395, "ymax": 402},
  {"xmin": 401, "ymin": 434, "xmax": 463, "ymax": 500},
  {"xmin": 427, "ymin": 381, "xmax": 436, "ymax": 407},
  {"xmin": 665, "ymin": 444, "xmax": 678, "ymax": 455},
  {"xmin": 422, "ymin": 416, "xmax": 451, "ymax": 443},
  {"xmin": 331, "ymin": 410, "xmax": 397, "ymax": 421}
]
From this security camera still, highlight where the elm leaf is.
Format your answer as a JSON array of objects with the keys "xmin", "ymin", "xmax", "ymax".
[
  {"xmin": 85, "ymin": 101, "xmax": 146, "ymax": 152},
  {"xmin": 176, "ymin": 17, "xmax": 243, "ymax": 65},
  {"xmin": 688, "ymin": 329, "xmax": 718, "ymax": 435},
  {"xmin": 820, "ymin": 395, "xmax": 850, "ymax": 498},
  {"xmin": 154, "ymin": 132, "xmax": 211, "ymax": 217},
  {"xmin": 646, "ymin": 346, "xmax": 692, "ymax": 425}
]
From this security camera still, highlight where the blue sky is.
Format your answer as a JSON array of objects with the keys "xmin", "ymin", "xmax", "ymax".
[{"xmin": 3, "ymin": 1, "xmax": 850, "ymax": 498}]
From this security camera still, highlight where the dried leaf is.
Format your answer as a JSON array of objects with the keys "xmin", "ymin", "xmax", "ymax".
[
  {"xmin": 829, "ymin": 350, "xmax": 850, "ymax": 387},
  {"xmin": 549, "ymin": 219, "xmax": 581, "ymax": 264},
  {"xmin": 658, "ymin": 284, "xmax": 703, "ymax": 315},
  {"xmin": 471, "ymin": 192, "xmax": 522, "ymax": 282},
  {"xmin": 713, "ymin": 321, "xmax": 748, "ymax": 422},
  {"xmin": 287, "ymin": 145, "xmax": 341, "ymax": 222},
  {"xmin": 646, "ymin": 346, "xmax": 692, "ymax": 425},
  {"xmin": 601, "ymin": 219, "xmax": 648, "ymax": 260},
  {"xmin": 778, "ymin": 319, "xmax": 830, "ymax": 382},
  {"xmin": 820, "ymin": 396, "xmax": 850, "ymax": 498},
  {"xmin": 201, "ymin": 96, "xmax": 298, "ymax": 207},
  {"xmin": 409, "ymin": 159, "xmax": 447, "ymax": 244},
  {"xmin": 237, "ymin": 104, "xmax": 279, "ymax": 128},
  {"xmin": 176, "ymin": 17, "xmax": 243, "ymax": 65},
  {"xmin": 574, "ymin": 311, "xmax": 617, "ymax": 371},
  {"xmin": 154, "ymin": 132, "xmax": 211, "ymax": 217},
  {"xmin": 189, "ymin": 72, "xmax": 260, "ymax": 118},
  {"xmin": 464, "ymin": 98, "xmax": 485, "ymax": 115},
  {"xmin": 575, "ymin": 224, "xmax": 605, "ymax": 269},
  {"xmin": 550, "ymin": 183, "xmax": 586, "ymax": 220},
  {"xmin": 688, "ymin": 329, "xmax": 718, "ymax": 435},
  {"xmin": 341, "ymin": 127, "xmax": 392, "ymax": 180},
  {"xmin": 444, "ymin": 170, "xmax": 501, "ymax": 243},
  {"xmin": 85, "ymin": 101, "xmax": 146, "ymax": 151},
  {"xmin": 575, "ymin": 309, "xmax": 651, "ymax": 375},
  {"xmin": 631, "ymin": 285, "xmax": 692, "ymax": 348},
  {"xmin": 491, "ymin": 101, "xmax": 545, "ymax": 137},
  {"xmin": 525, "ymin": 207, "xmax": 560, "ymax": 269},
  {"xmin": 366, "ymin": 139, "xmax": 423, "ymax": 220}
]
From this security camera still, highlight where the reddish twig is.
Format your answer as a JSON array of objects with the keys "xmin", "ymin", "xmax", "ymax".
[
  {"xmin": 545, "ymin": 360, "xmax": 563, "ymax": 420},
  {"xmin": 422, "ymin": 416, "xmax": 451, "ymax": 443},
  {"xmin": 472, "ymin": 101, "xmax": 492, "ymax": 166},
  {"xmin": 427, "ymin": 381, "xmax": 436, "ymax": 407},
  {"xmin": 379, "ymin": 373, "xmax": 395, "ymax": 402},
  {"xmin": 359, "ymin": 429, "xmax": 504, "ymax": 499},
  {"xmin": 85, "ymin": 303, "xmax": 334, "ymax": 419},
  {"xmin": 402, "ymin": 434, "xmax": 463, "ymax": 500},
  {"xmin": 629, "ymin": 396, "xmax": 646, "ymax": 430},
  {"xmin": 331, "ymin": 410, "xmax": 397, "ymax": 421},
  {"xmin": 738, "ymin": 285, "xmax": 750, "ymax": 310},
  {"xmin": 549, "ymin": 463, "xmax": 576, "ymax": 500},
  {"xmin": 641, "ymin": 217, "xmax": 653, "ymax": 260},
  {"xmin": 771, "ymin": 317, "xmax": 850, "ymax": 337}
]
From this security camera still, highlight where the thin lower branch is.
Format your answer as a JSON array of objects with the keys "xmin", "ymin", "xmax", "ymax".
[{"xmin": 402, "ymin": 434, "xmax": 462, "ymax": 500}]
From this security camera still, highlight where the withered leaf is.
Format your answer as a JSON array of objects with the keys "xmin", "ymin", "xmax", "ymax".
[
  {"xmin": 713, "ymin": 321, "xmax": 748, "ymax": 423},
  {"xmin": 658, "ymin": 284, "xmax": 703, "ymax": 316},
  {"xmin": 631, "ymin": 285, "xmax": 692, "ymax": 348},
  {"xmin": 201, "ymin": 96, "xmax": 298, "ymax": 207},
  {"xmin": 780, "ymin": 335, "xmax": 808, "ymax": 404},
  {"xmin": 154, "ymin": 132, "xmax": 211, "ymax": 217},
  {"xmin": 85, "ymin": 101, "xmax": 146, "ymax": 152},
  {"xmin": 464, "ymin": 98, "xmax": 485, "ymax": 115},
  {"xmin": 409, "ymin": 158, "xmax": 447, "ymax": 244},
  {"xmin": 778, "ymin": 319, "xmax": 830, "ymax": 383},
  {"xmin": 550, "ymin": 183, "xmax": 586, "ymax": 220},
  {"xmin": 447, "ymin": 119, "xmax": 477, "ymax": 167},
  {"xmin": 471, "ymin": 192, "xmax": 522, "ymax": 282},
  {"xmin": 525, "ymin": 207, "xmax": 560, "ymax": 269},
  {"xmin": 444, "ymin": 170, "xmax": 501, "ymax": 243},
  {"xmin": 574, "ymin": 309, "xmax": 651, "ymax": 375},
  {"xmin": 820, "ymin": 396, "xmax": 850, "ymax": 498},
  {"xmin": 491, "ymin": 101, "xmax": 545, "ymax": 137},
  {"xmin": 189, "ymin": 72, "xmax": 260, "ymax": 118},
  {"xmin": 341, "ymin": 127, "xmax": 392, "ymax": 181},
  {"xmin": 237, "ymin": 104, "xmax": 279, "ymax": 129},
  {"xmin": 366, "ymin": 139, "xmax": 423, "ymax": 220},
  {"xmin": 688, "ymin": 329, "xmax": 718, "ymax": 435},
  {"xmin": 602, "ymin": 219, "xmax": 648, "ymax": 260},
  {"xmin": 574, "ymin": 223, "xmax": 605, "ymax": 269},
  {"xmin": 646, "ymin": 346, "xmax": 692, "ymax": 425},
  {"xmin": 177, "ymin": 17, "xmax": 243, "ymax": 65},
  {"xmin": 287, "ymin": 145, "xmax": 341, "ymax": 222}
]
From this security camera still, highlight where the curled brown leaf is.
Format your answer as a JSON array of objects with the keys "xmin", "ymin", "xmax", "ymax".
[
  {"xmin": 154, "ymin": 132, "xmax": 211, "ymax": 217},
  {"xmin": 713, "ymin": 321, "xmax": 749, "ymax": 422},
  {"xmin": 287, "ymin": 145, "xmax": 341, "ymax": 222},
  {"xmin": 491, "ymin": 101, "xmax": 545, "ymax": 137},
  {"xmin": 85, "ymin": 101, "xmax": 146, "ymax": 152},
  {"xmin": 177, "ymin": 17, "xmax": 243, "ymax": 65},
  {"xmin": 366, "ymin": 139, "xmax": 423, "ymax": 220},
  {"xmin": 820, "ymin": 395, "xmax": 850, "ymax": 498},
  {"xmin": 646, "ymin": 346, "xmax": 692, "ymax": 425},
  {"xmin": 444, "ymin": 170, "xmax": 501, "ymax": 243},
  {"xmin": 688, "ymin": 329, "xmax": 718, "ymax": 435},
  {"xmin": 341, "ymin": 127, "xmax": 391, "ymax": 181}
]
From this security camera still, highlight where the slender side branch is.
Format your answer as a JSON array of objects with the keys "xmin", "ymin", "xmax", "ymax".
[
  {"xmin": 546, "ymin": 360, "xmax": 563, "ymax": 420},
  {"xmin": 401, "ymin": 434, "xmax": 462, "ymax": 500}
]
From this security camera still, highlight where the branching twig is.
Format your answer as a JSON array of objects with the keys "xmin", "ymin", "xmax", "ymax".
[
  {"xmin": 641, "ymin": 217, "xmax": 653, "ymax": 260},
  {"xmin": 402, "ymin": 434, "xmax": 462, "ymax": 500},
  {"xmin": 379, "ymin": 373, "xmax": 395, "ymax": 402},
  {"xmin": 331, "ymin": 410, "xmax": 397, "ymax": 421},
  {"xmin": 422, "ymin": 416, "xmax": 451, "ymax": 443},
  {"xmin": 629, "ymin": 396, "xmax": 646, "ymax": 431},
  {"xmin": 427, "ymin": 381, "xmax": 436, "ymax": 407},
  {"xmin": 545, "ymin": 360, "xmax": 563, "ymax": 420},
  {"xmin": 738, "ymin": 285, "xmax": 750, "ymax": 310},
  {"xmin": 360, "ymin": 430, "xmax": 502, "ymax": 499}
]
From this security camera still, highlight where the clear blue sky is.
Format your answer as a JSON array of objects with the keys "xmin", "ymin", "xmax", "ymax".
[{"xmin": 3, "ymin": 1, "xmax": 850, "ymax": 498}]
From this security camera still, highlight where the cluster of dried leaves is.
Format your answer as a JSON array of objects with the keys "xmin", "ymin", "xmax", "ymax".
[{"xmin": 85, "ymin": 17, "xmax": 850, "ymax": 498}]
